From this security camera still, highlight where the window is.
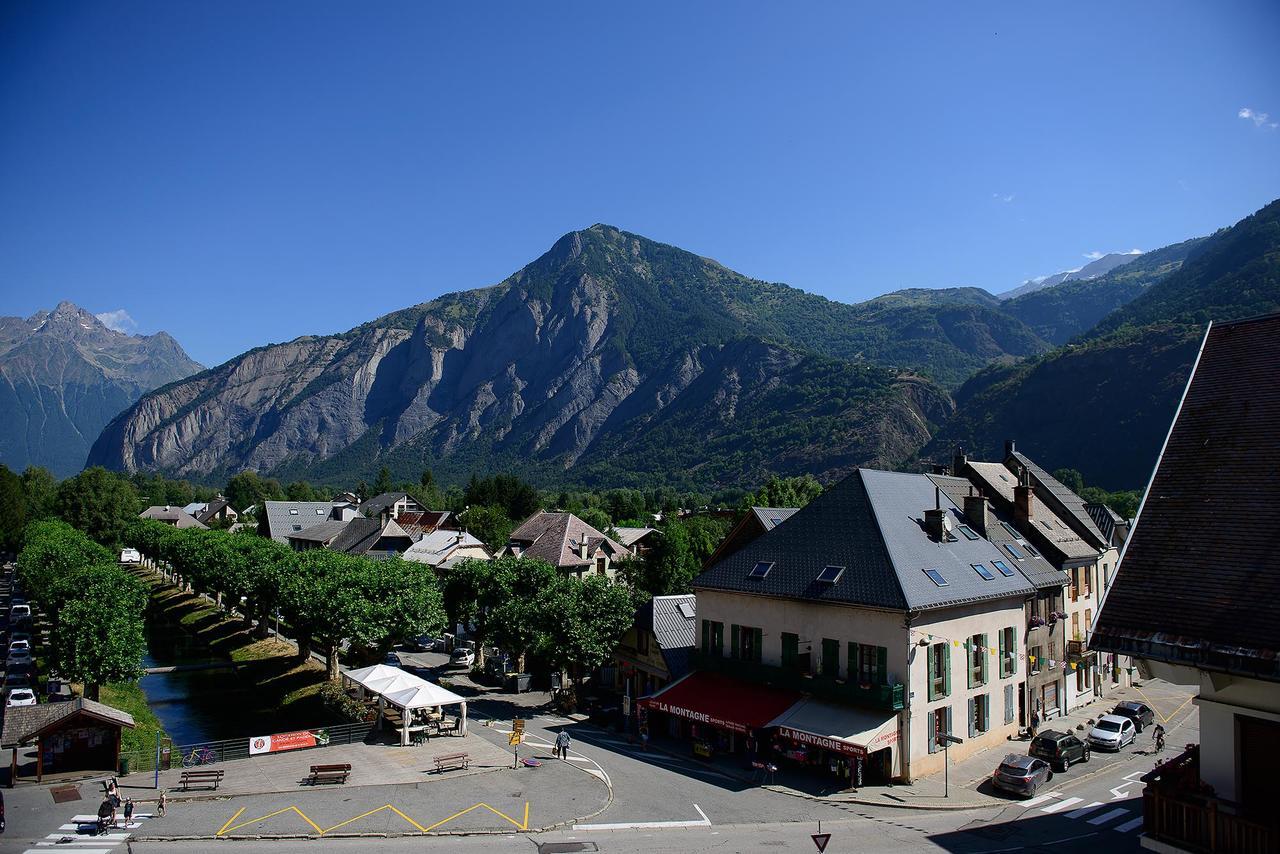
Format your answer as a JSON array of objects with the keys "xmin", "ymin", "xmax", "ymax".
[
  {"xmin": 1024, "ymin": 543, "xmax": 1042, "ymax": 557},
  {"xmin": 991, "ymin": 559, "xmax": 1016, "ymax": 578},
  {"xmin": 998, "ymin": 626, "xmax": 1017, "ymax": 677},
  {"xmin": 1004, "ymin": 683, "xmax": 1016, "ymax": 724},
  {"xmin": 748, "ymin": 561, "xmax": 773, "ymax": 578},
  {"xmin": 1085, "ymin": 567, "xmax": 1093, "ymax": 596},
  {"xmin": 972, "ymin": 563, "xmax": 995, "ymax": 581},
  {"xmin": 969, "ymin": 694, "xmax": 989, "ymax": 736},
  {"xmin": 315, "ymin": 508, "xmax": 325, "ymax": 515},
  {"xmin": 734, "ymin": 625, "xmax": 762, "ymax": 663},
  {"xmin": 1004, "ymin": 543, "xmax": 1026, "ymax": 560},
  {"xmin": 822, "ymin": 638, "xmax": 839, "ymax": 678},
  {"xmin": 854, "ymin": 643, "xmax": 887, "ymax": 686},
  {"xmin": 968, "ymin": 634, "xmax": 987, "ymax": 687},
  {"xmin": 924, "ymin": 568, "xmax": 948, "ymax": 587},
  {"xmin": 1029, "ymin": 644, "xmax": 1043, "ymax": 674},
  {"xmin": 702, "ymin": 620, "xmax": 725, "ymax": 656},
  {"xmin": 816, "ymin": 565, "xmax": 845, "ymax": 584},
  {"xmin": 928, "ymin": 642, "xmax": 950, "ymax": 700},
  {"xmin": 1084, "ymin": 609, "xmax": 1092, "ymax": 641},
  {"xmin": 289, "ymin": 508, "xmax": 299, "ymax": 515},
  {"xmin": 929, "ymin": 706, "xmax": 952, "ymax": 754},
  {"xmin": 781, "ymin": 632, "xmax": 799, "ymax": 670},
  {"xmin": 1000, "ymin": 521, "xmax": 1020, "ymax": 538},
  {"xmin": 957, "ymin": 525, "xmax": 979, "ymax": 541},
  {"xmin": 637, "ymin": 630, "xmax": 650, "ymax": 655}
]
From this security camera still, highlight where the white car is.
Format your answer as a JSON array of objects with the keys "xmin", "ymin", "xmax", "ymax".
[
  {"xmin": 6, "ymin": 688, "xmax": 35, "ymax": 707},
  {"xmin": 120, "ymin": 548, "xmax": 141, "ymax": 564},
  {"xmin": 1088, "ymin": 714, "xmax": 1138, "ymax": 751},
  {"xmin": 9, "ymin": 604, "xmax": 30, "ymax": 621},
  {"xmin": 450, "ymin": 647, "xmax": 476, "ymax": 668},
  {"xmin": 8, "ymin": 639, "xmax": 29, "ymax": 656}
]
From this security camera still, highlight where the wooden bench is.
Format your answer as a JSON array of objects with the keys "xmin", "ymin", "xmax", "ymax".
[
  {"xmin": 433, "ymin": 752, "xmax": 470, "ymax": 773},
  {"xmin": 308, "ymin": 763, "xmax": 351, "ymax": 785},
  {"xmin": 179, "ymin": 769, "xmax": 225, "ymax": 791}
]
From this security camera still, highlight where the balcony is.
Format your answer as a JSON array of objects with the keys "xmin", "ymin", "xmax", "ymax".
[
  {"xmin": 691, "ymin": 650, "xmax": 905, "ymax": 711},
  {"xmin": 1142, "ymin": 745, "xmax": 1278, "ymax": 854}
]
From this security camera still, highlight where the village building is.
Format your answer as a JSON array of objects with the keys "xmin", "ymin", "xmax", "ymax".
[
  {"xmin": 504, "ymin": 511, "xmax": 627, "ymax": 578},
  {"xmin": 704, "ymin": 507, "xmax": 798, "ymax": 567},
  {"xmin": 139, "ymin": 505, "xmax": 208, "ymax": 529},
  {"xmin": 614, "ymin": 526, "xmax": 661, "ymax": 558},
  {"xmin": 2, "ymin": 698, "xmax": 135, "ymax": 783},
  {"xmin": 1092, "ymin": 313, "xmax": 1280, "ymax": 854},
  {"xmin": 402, "ymin": 529, "xmax": 492, "ymax": 569},
  {"xmin": 614, "ymin": 594, "xmax": 697, "ymax": 703}
]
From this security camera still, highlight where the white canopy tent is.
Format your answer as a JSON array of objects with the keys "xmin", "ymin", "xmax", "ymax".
[{"xmin": 343, "ymin": 664, "xmax": 468, "ymax": 745}]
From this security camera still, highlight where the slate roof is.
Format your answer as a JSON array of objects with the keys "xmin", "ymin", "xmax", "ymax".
[
  {"xmin": 614, "ymin": 527, "xmax": 658, "ymax": 547},
  {"xmin": 753, "ymin": 507, "xmax": 799, "ymax": 530},
  {"xmin": 357, "ymin": 492, "xmax": 419, "ymax": 517},
  {"xmin": 965, "ymin": 463, "xmax": 1097, "ymax": 563},
  {"xmin": 194, "ymin": 497, "xmax": 234, "ymax": 523},
  {"xmin": 633, "ymin": 594, "xmax": 697, "ymax": 679},
  {"xmin": 261, "ymin": 501, "xmax": 339, "ymax": 542},
  {"xmin": 1010, "ymin": 451, "xmax": 1110, "ymax": 549},
  {"xmin": 1092, "ymin": 313, "xmax": 1280, "ymax": 681},
  {"xmin": 139, "ymin": 506, "xmax": 208, "ymax": 529},
  {"xmin": 331, "ymin": 517, "xmax": 413, "ymax": 556},
  {"xmin": 1, "ymin": 697, "xmax": 135, "ymax": 748},
  {"xmin": 402, "ymin": 530, "xmax": 491, "ymax": 567},
  {"xmin": 285, "ymin": 520, "xmax": 350, "ymax": 545},
  {"xmin": 928, "ymin": 474, "xmax": 1066, "ymax": 591},
  {"xmin": 1085, "ymin": 503, "xmax": 1126, "ymax": 547},
  {"xmin": 695, "ymin": 469, "xmax": 1032, "ymax": 612},
  {"xmin": 508, "ymin": 512, "xmax": 626, "ymax": 569}
]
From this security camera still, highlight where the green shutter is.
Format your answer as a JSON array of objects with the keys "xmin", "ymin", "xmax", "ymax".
[
  {"xmin": 968, "ymin": 697, "xmax": 976, "ymax": 737},
  {"xmin": 943, "ymin": 645, "xmax": 952, "ymax": 697},
  {"xmin": 877, "ymin": 645, "xmax": 888, "ymax": 685},
  {"xmin": 980, "ymin": 634, "xmax": 988, "ymax": 684},
  {"xmin": 731, "ymin": 624, "xmax": 740, "ymax": 659},
  {"xmin": 822, "ymin": 638, "xmax": 839, "ymax": 678},
  {"xmin": 848, "ymin": 642, "xmax": 859, "ymax": 681},
  {"xmin": 965, "ymin": 639, "xmax": 974, "ymax": 688},
  {"xmin": 701, "ymin": 620, "xmax": 710, "ymax": 654},
  {"xmin": 782, "ymin": 633, "xmax": 798, "ymax": 668},
  {"xmin": 998, "ymin": 629, "xmax": 1006, "ymax": 674},
  {"xmin": 1011, "ymin": 627, "xmax": 1018, "ymax": 675},
  {"xmin": 753, "ymin": 628, "xmax": 763, "ymax": 663},
  {"xmin": 927, "ymin": 646, "xmax": 937, "ymax": 701}
]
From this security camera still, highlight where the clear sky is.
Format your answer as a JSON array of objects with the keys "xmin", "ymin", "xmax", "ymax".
[{"xmin": 2, "ymin": 1, "xmax": 1278, "ymax": 366}]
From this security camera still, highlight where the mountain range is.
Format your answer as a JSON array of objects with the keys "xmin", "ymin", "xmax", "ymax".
[
  {"xmin": 0, "ymin": 303, "xmax": 202, "ymax": 477},
  {"xmin": 998, "ymin": 250, "xmax": 1145, "ymax": 300}
]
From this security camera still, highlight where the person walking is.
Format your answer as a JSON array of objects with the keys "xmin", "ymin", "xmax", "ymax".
[
  {"xmin": 554, "ymin": 730, "xmax": 571, "ymax": 760},
  {"xmin": 123, "ymin": 798, "xmax": 134, "ymax": 827},
  {"xmin": 157, "ymin": 790, "xmax": 167, "ymax": 817}
]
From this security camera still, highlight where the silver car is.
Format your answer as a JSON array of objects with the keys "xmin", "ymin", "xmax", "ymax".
[
  {"xmin": 1088, "ymin": 713, "xmax": 1137, "ymax": 750},
  {"xmin": 992, "ymin": 753, "xmax": 1054, "ymax": 798}
]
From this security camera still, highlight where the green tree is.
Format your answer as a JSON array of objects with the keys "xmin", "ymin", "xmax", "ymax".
[
  {"xmin": 55, "ymin": 467, "xmax": 140, "ymax": 546},
  {"xmin": 487, "ymin": 557, "xmax": 559, "ymax": 672},
  {"xmin": 578, "ymin": 506, "xmax": 614, "ymax": 535},
  {"xmin": 20, "ymin": 466, "xmax": 57, "ymax": 521},
  {"xmin": 1052, "ymin": 468, "xmax": 1087, "ymax": 495},
  {"xmin": 231, "ymin": 532, "xmax": 297, "ymax": 638},
  {"xmin": 225, "ymin": 471, "xmax": 284, "ymax": 516},
  {"xmin": 373, "ymin": 466, "xmax": 394, "ymax": 496},
  {"xmin": 683, "ymin": 515, "xmax": 732, "ymax": 565},
  {"xmin": 347, "ymin": 557, "xmax": 446, "ymax": 661},
  {"xmin": 540, "ymin": 576, "xmax": 636, "ymax": 692},
  {"xmin": 0, "ymin": 465, "xmax": 28, "ymax": 553},
  {"xmin": 464, "ymin": 474, "xmax": 541, "ymax": 522},
  {"xmin": 52, "ymin": 564, "xmax": 147, "ymax": 700},
  {"xmin": 458, "ymin": 504, "xmax": 515, "ymax": 550},
  {"xmin": 286, "ymin": 480, "xmax": 321, "ymax": 501},
  {"xmin": 744, "ymin": 475, "xmax": 823, "ymax": 510},
  {"xmin": 632, "ymin": 520, "xmax": 700, "ymax": 596}
]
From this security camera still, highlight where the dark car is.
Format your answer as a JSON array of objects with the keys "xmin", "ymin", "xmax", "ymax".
[
  {"xmin": 1029, "ymin": 729, "xmax": 1090, "ymax": 771},
  {"xmin": 1110, "ymin": 701, "xmax": 1156, "ymax": 732},
  {"xmin": 992, "ymin": 753, "xmax": 1054, "ymax": 798}
]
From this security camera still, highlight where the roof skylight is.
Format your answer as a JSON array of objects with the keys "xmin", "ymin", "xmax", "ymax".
[
  {"xmin": 1004, "ymin": 543, "xmax": 1026, "ymax": 560},
  {"xmin": 816, "ymin": 565, "xmax": 845, "ymax": 584},
  {"xmin": 957, "ymin": 525, "xmax": 979, "ymax": 541},
  {"xmin": 748, "ymin": 561, "xmax": 774, "ymax": 579},
  {"xmin": 1024, "ymin": 543, "xmax": 1042, "ymax": 557},
  {"xmin": 924, "ymin": 568, "xmax": 949, "ymax": 587},
  {"xmin": 972, "ymin": 563, "xmax": 995, "ymax": 581},
  {"xmin": 1000, "ymin": 521, "xmax": 1020, "ymax": 538},
  {"xmin": 677, "ymin": 602, "xmax": 695, "ymax": 619},
  {"xmin": 992, "ymin": 559, "xmax": 1016, "ymax": 577}
]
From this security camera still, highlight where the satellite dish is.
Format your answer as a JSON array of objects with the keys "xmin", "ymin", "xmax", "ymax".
[{"xmin": 942, "ymin": 515, "xmax": 954, "ymax": 532}]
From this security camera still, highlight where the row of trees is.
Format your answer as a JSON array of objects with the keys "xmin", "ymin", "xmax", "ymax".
[
  {"xmin": 16, "ymin": 520, "xmax": 148, "ymax": 699},
  {"xmin": 123, "ymin": 520, "xmax": 445, "ymax": 680}
]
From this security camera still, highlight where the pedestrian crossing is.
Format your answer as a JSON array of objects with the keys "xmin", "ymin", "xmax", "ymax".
[
  {"xmin": 20, "ymin": 811, "xmax": 153, "ymax": 854},
  {"xmin": 1014, "ymin": 793, "xmax": 1142, "ymax": 833}
]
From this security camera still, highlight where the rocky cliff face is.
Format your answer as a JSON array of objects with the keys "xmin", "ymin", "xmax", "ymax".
[
  {"xmin": 0, "ymin": 302, "xmax": 202, "ymax": 476},
  {"xmin": 89, "ymin": 226, "xmax": 1029, "ymax": 489}
]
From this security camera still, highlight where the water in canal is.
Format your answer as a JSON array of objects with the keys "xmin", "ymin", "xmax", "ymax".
[{"xmin": 138, "ymin": 624, "xmax": 259, "ymax": 746}]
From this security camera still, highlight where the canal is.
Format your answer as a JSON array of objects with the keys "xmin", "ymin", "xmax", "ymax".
[{"xmin": 138, "ymin": 623, "xmax": 260, "ymax": 746}]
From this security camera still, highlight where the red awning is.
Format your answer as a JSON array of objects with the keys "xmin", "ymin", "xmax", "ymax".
[{"xmin": 638, "ymin": 671, "xmax": 801, "ymax": 734}]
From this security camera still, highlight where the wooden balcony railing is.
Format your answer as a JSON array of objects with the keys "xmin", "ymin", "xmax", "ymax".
[{"xmin": 1141, "ymin": 745, "xmax": 1279, "ymax": 854}]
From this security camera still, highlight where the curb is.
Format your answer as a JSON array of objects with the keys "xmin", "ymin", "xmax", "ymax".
[{"xmin": 765, "ymin": 784, "xmax": 993, "ymax": 812}]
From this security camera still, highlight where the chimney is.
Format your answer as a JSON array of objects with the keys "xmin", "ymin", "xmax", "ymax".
[
  {"xmin": 579, "ymin": 539, "xmax": 589, "ymax": 559},
  {"xmin": 1015, "ymin": 468, "xmax": 1034, "ymax": 527},
  {"xmin": 1004, "ymin": 439, "xmax": 1017, "ymax": 458},
  {"xmin": 924, "ymin": 487, "xmax": 949, "ymax": 541},
  {"xmin": 953, "ymin": 446, "xmax": 968, "ymax": 477},
  {"xmin": 964, "ymin": 493, "xmax": 989, "ymax": 536}
]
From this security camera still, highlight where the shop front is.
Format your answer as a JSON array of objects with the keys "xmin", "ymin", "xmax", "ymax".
[
  {"xmin": 766, "ymin": 697, "xmax": 900, "ymax": 786},
  {"xmin": 638, "ymin": 671, "xmax": 800, "ymax": 759}
]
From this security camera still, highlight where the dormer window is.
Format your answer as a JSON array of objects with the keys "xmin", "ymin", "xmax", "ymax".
[
  {"xmin": 748, "ymin": 561, "xmax": 773, "ymax": 578},
  {"xmin": 816, "ymin": 565, "xmax": 845, "ymax": 584}
]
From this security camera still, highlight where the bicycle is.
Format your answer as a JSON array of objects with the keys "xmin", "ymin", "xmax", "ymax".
[{"xmin": 181, "ymin": 746, "xmax": 216, "ymax": 768}]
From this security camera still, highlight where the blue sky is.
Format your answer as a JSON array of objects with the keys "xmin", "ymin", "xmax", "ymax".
[{"xmin": 2, "ymin": 2, "xmax": 1278, "ymax": 366}]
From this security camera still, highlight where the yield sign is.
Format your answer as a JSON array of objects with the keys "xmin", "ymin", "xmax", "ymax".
[{"xmin": 811, "ymin": 832, "xmax": 832, "ymax": 853}]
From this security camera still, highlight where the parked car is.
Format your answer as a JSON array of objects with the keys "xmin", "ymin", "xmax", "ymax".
[
  {"xmin": 1110, "ymin": 701, "xmax": 1155, "ymax": 732},
  {"xmin": 3, "ymin": 673, "xmax": 30, "ymax": 691},
  {"xmin": 992, "ymin": 753, "xmax": 1054, "ymax": 798},
  {"xmin": 5, "ymin": 688, "xmax": 35, "ymax": 708},
  {"xmin": 383, "ymin": 652, "xmax": 402, "ymax": 667},
  {"xmin": 8, "ymin": 604, "xmax": 29, "ymax": 621},
  {"xmin": 7, "ymin": 639, "xmax": 29, "ymax": 656},
  {"xmin": 5, "ymin": 650, "xmax": 33, "ymax": 669},
  {"xmin": 1029, "ymin": 729, "xmax": 1090, "ymax": 771},
  {"xmin": 1088, "ymin": 714, "xmax": 1138, "ymax": 751},
  {"xmin": 411, "ymin": 635, "xmax": 438, "ymax": 652},
  {"xmin": 120, "ymin": 548, "xmax": 142, "ymax": 564},
  {"xmin": 450, "ymin": 647, "xmax": 475, "ymax": 668}
]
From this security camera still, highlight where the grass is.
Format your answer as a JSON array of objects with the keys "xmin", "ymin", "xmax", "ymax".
[{"xmin": 100, "ymin": 680, "xmax": 165, "ymax": 761}]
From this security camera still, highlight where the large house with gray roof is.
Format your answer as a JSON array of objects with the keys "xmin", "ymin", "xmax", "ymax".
[
  {"xmin": 504, "ymin": 511, "xmax": 627, "ymax": 578},
  {"xmin": 687, "ymin": 468, "xmax": 1033, "ymax": 783}
]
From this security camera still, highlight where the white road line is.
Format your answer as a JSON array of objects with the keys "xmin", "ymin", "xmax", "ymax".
[
  {"xmin": 42, "ymin": 832, "xmax": 130, "ymax": 841},
  {"xmin": 1114, "ymin": 816, "xmax": 1145, "ymax": 833},
  {"xmin": 26, "ymin": 850, "xmax": 113, "ymax": 854},
  {"xmin": 1018, "ymin": 791, "xmax": 1063, "ymax": 808},
  {"xmin": 1065, "ymin": 801, "xmax": 1105, "ymax": 818},
  {"xmin": 573, "ymin": 803, "xmax": 710, "ymax": 831},
  {"xmin": 1041, "ymin": 797, "xmax": 1084, "ymax": 814},
  {"xmin": 1087, "ymin": 808, "xmax": 1130, "ymax": 826}
]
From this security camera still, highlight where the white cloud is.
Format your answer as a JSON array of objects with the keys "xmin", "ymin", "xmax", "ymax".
[
  {"xmin": 96, "ymin": 309, "xmax": 138, "ymax": 334},
  {"xmin": 991, "ymin": 192, "xmax": 1015, "ymax": 203},
  {"xmin": 1238, "ymin": 107, "xmax": 1278, "ymax": 129}
]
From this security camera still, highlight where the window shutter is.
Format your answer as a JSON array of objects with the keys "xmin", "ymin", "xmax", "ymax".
[
  {"xmin": 848, "ymin": 642, "xmax": 858, "ymax": 681},
  {"xmin": 929, "ymin": 713, "xmax": 939, "ymax": 754},
  {"xmin": 701, "ymin": 620, "xmax": 710, "ymax": 654},
  {"xmin": 927, "ymin": 646, "xmax": 938, "ymax": 702},
  {"xmin": 967, "ymin": 697, "xmax": 975, "ymax": 737},
  {"xmin": 877, "ymin": 646, "xmax": 888, "ymax": 686},
  {"xmin": 1011, "ymin": 627, "xmax": 1018, "ymax": 675},
  {"xmin": 965, "ymin": 638, "xmax": 973, "ymax": 689},
  {"xmin": 753, "ymin": 628, "xmax": 763, "ymax": 663},
  {"xmin": 980, "ymin": 634, "xmax": 988, "ymax": 684},
  {"xmin": 984, "ymin": 694, "xmax": 991, "ymax": 731},
  {"xmin": 943, "ymin": 645, "xmax": 952, "ymax": 697},
  {"xmin": 1004, "ymin": 683, "xmax": 1014, "ymax": 724},
  {"xmin": 945, "ymin": 706, "xmax": 952, "ymax": 737},
  {"xmin": 731, "ymin": 624, "xmax": 740, "ymax": 659}
]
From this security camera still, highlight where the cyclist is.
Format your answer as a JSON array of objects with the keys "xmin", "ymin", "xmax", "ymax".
[{"xmin": 1153, "ymin": 723, "xmax": 1166, "ymax": 752}]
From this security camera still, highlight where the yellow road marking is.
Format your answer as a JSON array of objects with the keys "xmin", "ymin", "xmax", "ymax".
[
  {"xmin": 1134, "ymin": 685, "xmax": 1196, "ymax": 724},
  {"xmin": 216, "ymin": 807, "xmax": 246, "ymax": 835},
  {"xmin": 217, "ymin": 801, "xmax": 530, "ymax": 835}
]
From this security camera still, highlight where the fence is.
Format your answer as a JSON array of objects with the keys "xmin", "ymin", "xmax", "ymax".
[{"xmin": 120, "ymin": 721, "xmax": 375, "ymax": 774}]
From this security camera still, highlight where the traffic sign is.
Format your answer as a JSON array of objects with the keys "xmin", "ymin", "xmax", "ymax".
[
  {"xmin": 811, "ymin": 832, "xmax": 831, "ymax": 853},
  {"xmin": 513, "ymin": 718, "xmax": 525, "ymax": 733},
  {"xmin": 509, "ymin": 732, "xmax": 522, "ymax": 745}
]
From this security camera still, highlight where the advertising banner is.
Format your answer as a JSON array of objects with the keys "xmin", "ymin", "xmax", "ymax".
[{"xmin": 249, "ymin": 728, "xmax": 330, "ymax": 755}]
